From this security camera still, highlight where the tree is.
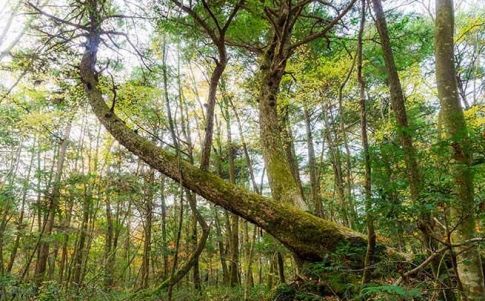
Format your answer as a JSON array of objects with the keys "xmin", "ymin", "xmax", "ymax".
[
  {"xmin": 358, "ymin": 0, "xmax": 375, "ymax": 284},
  {"xmin": 435, "ymin": 0, "xmax": 485, "ymax": 299}
]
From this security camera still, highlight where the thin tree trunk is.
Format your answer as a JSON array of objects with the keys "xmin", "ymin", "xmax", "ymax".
[
  {"xmin": 162, "ymin": 40, "xmax": 209, "ymax": 293},
  {"xmin": 228, "ymin": 98, "xmax": 259, "ymax": 195},
  {"xmin": 177, "ymin": 57, "xmax": 202, "ymax": 290},
  {"xmin": 140, "ymin": 169, "xmax": 154, "ymax": 289},
  {"xmin": 160, "ymin": 178, "xmax": 169, "ymax": 280},
  {"xmin": 323, "ymin": 106, "xmax": 350, "ymax": 227},
  {"xmin": 337, "ymin": 56, "xmax": 358, "ymax": 226},
  {"xmin": 7, "ymin": 139, "xmax": 36, "ymax": 273},
  {"xmin": 214, "ymin": 208, "xmax": 229, "ymax": 284},
  {"xmin": 104, "ymin": 185, "xmax": 115, "ymax": 289},
  {"xmin": 370, "ymin": 0, "xmax": 422, "ymax": 216},
  {"xmin": 34, "ymin": 122, "xmax": 71, "ymax": 284},
  {"xmin": 358, "ymin": 0, "xmax": 376, "ymax": 283},
  {"xmin": 72, "ymin": 181, "xmax": 91, "ymax": 287},
  {"xmin": 304, "ymin": 105, "xmax": 324, "ymax": 217},
  {"xmin": 223, "ymin": 98, "xmax": 240, "ymax": 286}
]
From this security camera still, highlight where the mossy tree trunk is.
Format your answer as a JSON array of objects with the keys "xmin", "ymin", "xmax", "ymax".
[
  {"xmin": 435, "ymin": 1, "xmax": 485, "ymax": 299},
  {"xmin": 258, "ymin": 38, "xmax": 306, "ymax": 208},
  {"xmin": 79, "ymin": 31, "xmax": 369, "ymax": 264}
]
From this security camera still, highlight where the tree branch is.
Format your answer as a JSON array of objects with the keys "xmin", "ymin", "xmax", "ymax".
[{"xmin": 289, "ymin": 0, "xmax": 357, "ymax": 50}]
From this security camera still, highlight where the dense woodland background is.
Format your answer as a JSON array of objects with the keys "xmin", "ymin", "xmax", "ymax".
[{"xmin": 0, "ymin": 0, "xmax": 484, "ymax": 300}]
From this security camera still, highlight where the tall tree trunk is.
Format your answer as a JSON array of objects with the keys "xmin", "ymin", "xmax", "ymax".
[
  {"xmin": 160, "ymin": 178, "xmax": 169, "ymax": 280},
  {"xmin": 357, "ymin": 0, "xmax": 376, "ymax": 284},
  {"xmin": 214, "ymin": 208, "xmax": 229, "ymax": 284},
  {"xmin": 104, "ymin": 186, "xmax": 115, "ymax": 289},
  {"xmin": 337, "ymin": 59, "xmax": 358, "ymax": 226},
  {"xmin": 228, "ymin": 97, "xmax": 259, "ymax": 194},
  {"xmin": 370, "ymin": 0, "xmax": 422, "ymax": 215},
  {"xmin": 140, "ymin": 169, "xmax": 154, "ymax": 289},
  {"xmin": 0, "ymin": 142, "xmax": 23, "ymax": 275},
  {"xmin": 72, "ymin": 181, "xmax": 91, "ymax": 287},
  {"xmin": 372, "ymin": 2, "xmax": 456, "ymax": 298},
  {"xmin": 435, "ymin": 1, "xmax": 485, "ymax": 298},
  {"xmin": 284, "ymin": 117, "xmax": 306, "ymax": 203},
  {"xmin": 224, "ymin": 98, "xmax": 240, "ymax": 286},
  {"xmin": 178, "ymin": 57, "xmax": 202, "ymax": 290},
  {"xmin": 34, "ymin": 122, "xmax": 71, "ymax": 284},
  {"xmin": 7, "ymin": 139, "xmax": 36, "ymax": 273},
  {"xmin": 323, "ymin": 106, "xmax": 350, "ymax": 227},
  {"xmin": 304, "ymin": 105, "xmax": 324, "ymax": 217},
  {"xmin": 199, "ymin": 51, "xmax": 227, "ymax": 171},
  {"xmin": 161, "ymin": 40, "xmax": 209, "ymax": 292}
]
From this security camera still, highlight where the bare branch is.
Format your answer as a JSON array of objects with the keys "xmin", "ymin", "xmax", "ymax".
[{"xmin": 27, "ymin": 2, "xmax": 89, "ymax": 30}]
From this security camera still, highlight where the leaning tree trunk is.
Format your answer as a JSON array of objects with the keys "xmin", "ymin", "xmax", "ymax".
[
  {"xmin": 370, "ymin": 0, "xmax": 422, "ymax": 206},
  {"xmin": 80, "ymin": 32, "xmax": 371, "ymax": 265},
  {"xmin": 434, "ymin": 1, "xmax": 485, "ymax": 299}
]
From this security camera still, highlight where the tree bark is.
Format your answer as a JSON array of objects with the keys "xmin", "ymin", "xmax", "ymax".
[
  {"xmin": 258, "ymin": 41, "xmax": 306, "ymax": 209},
  {"xmin": 435, "ymin": 1, "xmax": 485, "ymax": 299}
]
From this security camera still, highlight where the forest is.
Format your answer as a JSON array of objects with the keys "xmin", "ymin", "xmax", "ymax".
[{"xmin": 0, "ymin": 0, "xmax": 484, "ymax": 300}]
